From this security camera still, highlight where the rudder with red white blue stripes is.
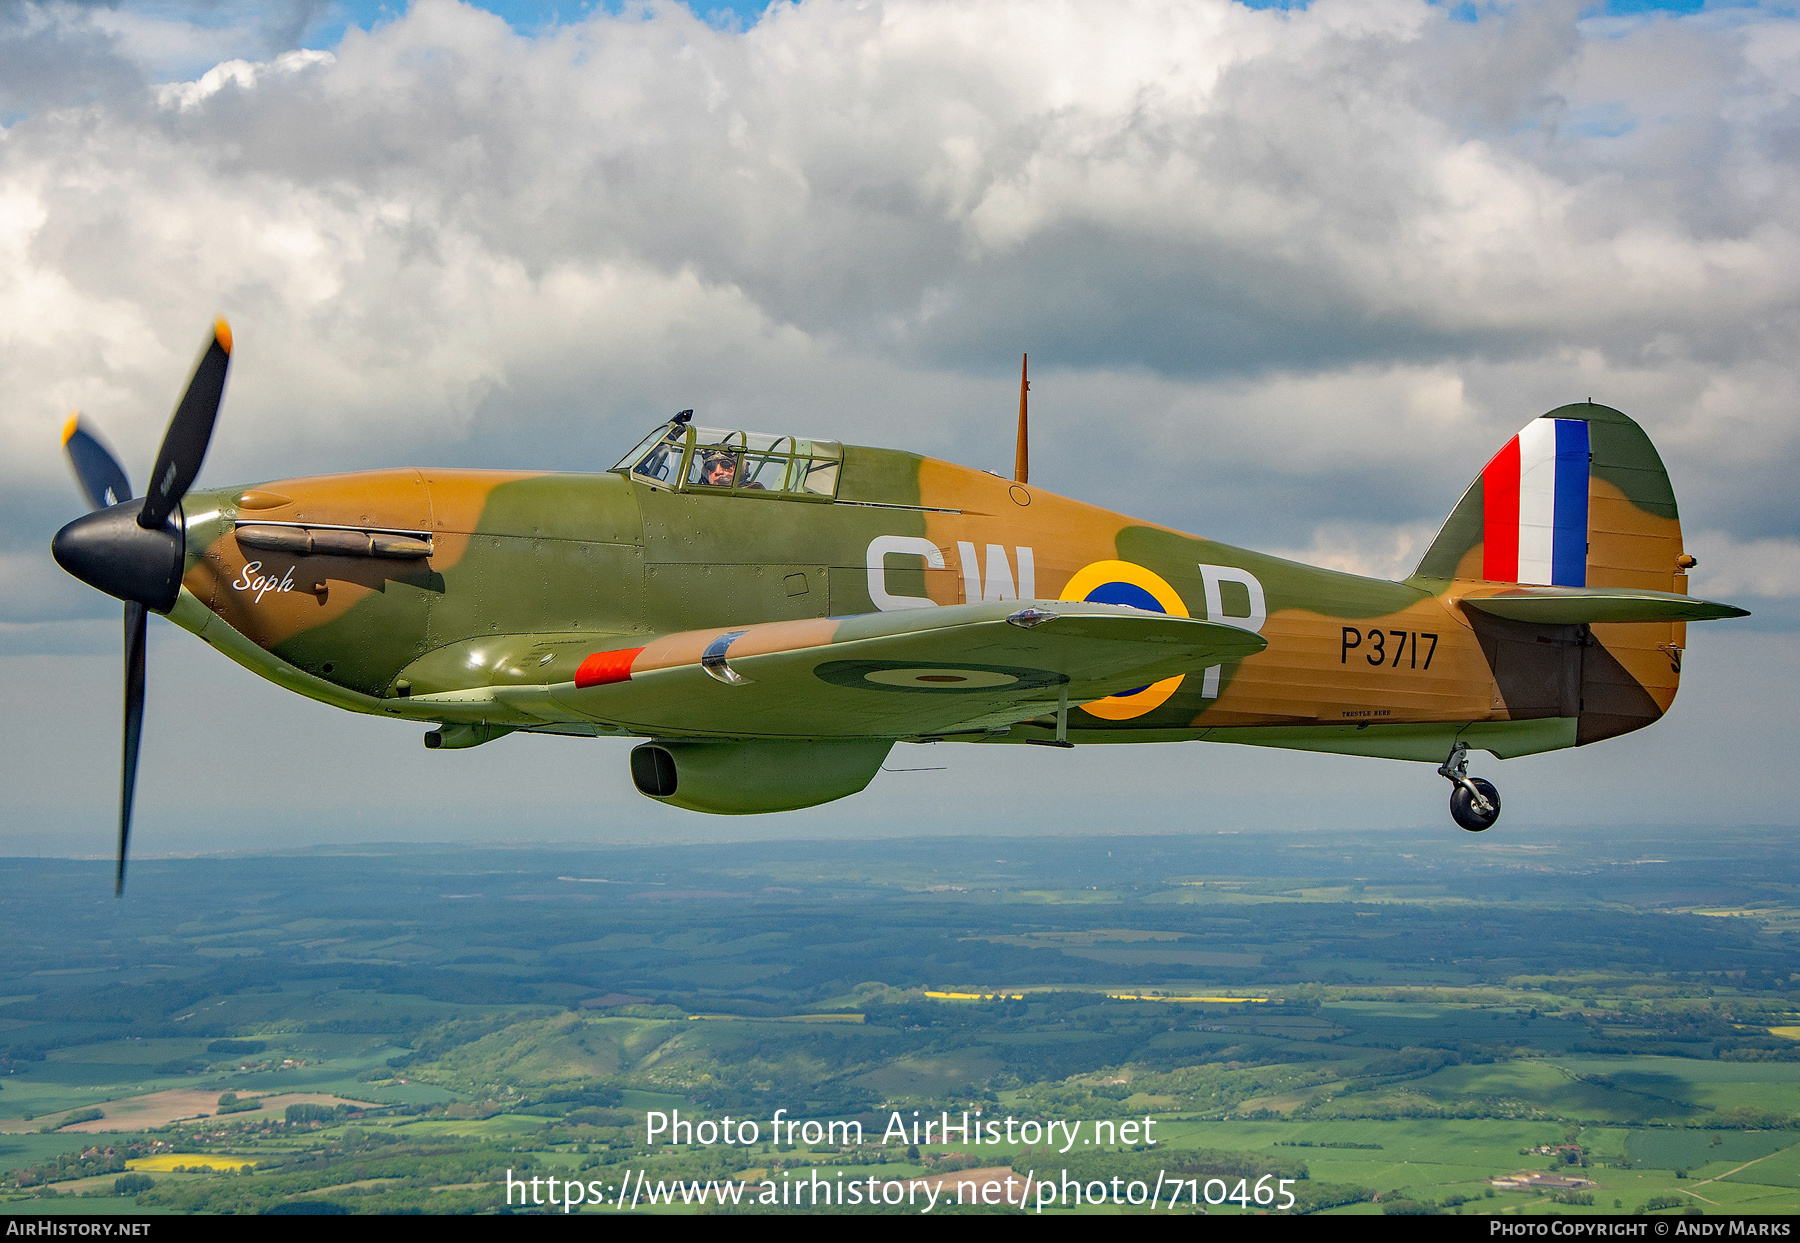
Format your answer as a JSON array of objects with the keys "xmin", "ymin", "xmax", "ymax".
[
  {"xmin": 1480, "ymin": 417, "xmax": 1590, "ymax": 586},
  {"xmin": 1407, "ymin": 402, "xmax": 1706, "ymax": 748}
]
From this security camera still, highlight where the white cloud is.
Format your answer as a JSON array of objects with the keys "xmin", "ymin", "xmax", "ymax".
[
  {"xmin": 1686, "ymin": 532, "xmax": 1800, "ymax": 600},
  {"xmin": 4, "ymin": 0, "xmax": 1800, "ymax": 622},
  {"xmin": 154, "ymin": 47, "xmax": 335, "ymax": 112},
  {"xmin": 1266, "ymin": 519, "xmax": 1442, "ymax": 583},
  {"xmin": 6, "ymin": 0, "xmax": 1800, "ymax": 842}
]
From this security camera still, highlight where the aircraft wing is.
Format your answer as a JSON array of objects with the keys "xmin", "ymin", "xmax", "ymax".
[
  {"xmin": 1458, "ymin": 586, "xmax": 1748, "ymax": 624},
  {"xmin": 545, "ymin": 600, "xmax": 1267, "ymax": 739}
]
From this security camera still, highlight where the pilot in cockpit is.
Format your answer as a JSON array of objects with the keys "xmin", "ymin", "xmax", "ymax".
[
  {"xmin": 621, "ymin": 412, "xmax": 834, "ymax": 496},
  {"xmin": 696, "ymin": 450, "xmax": 737, "ymax": 488}
]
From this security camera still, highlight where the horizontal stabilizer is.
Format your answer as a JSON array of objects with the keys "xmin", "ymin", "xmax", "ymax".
[{"xmin": 1459, "ymin": 586, "xmax": 1749, "ymax": 625}]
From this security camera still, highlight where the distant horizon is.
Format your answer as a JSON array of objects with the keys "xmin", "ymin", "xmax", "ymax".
[{"xmin": 5, "ymin": 817, "xmax": 1798, "ymax": 864}]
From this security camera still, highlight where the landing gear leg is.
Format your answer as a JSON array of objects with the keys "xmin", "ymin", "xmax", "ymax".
[
  {"xmin": 1438, "ymin": 741, "xmax": 1500, "ymax": 832},
  {"xmin": 1026, "ymin": 683, "xmax": 1076, "ymax": 749}
]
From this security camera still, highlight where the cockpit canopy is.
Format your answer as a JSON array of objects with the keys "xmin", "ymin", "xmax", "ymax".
[{"xmin": 615, "ymin": 421, "xmax": 842, "ymax": 500}]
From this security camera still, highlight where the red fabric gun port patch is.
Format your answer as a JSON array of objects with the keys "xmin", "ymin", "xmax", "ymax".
[{"xmin": 574, "ymin": 647, "xmax": 644, "ymax": 689}]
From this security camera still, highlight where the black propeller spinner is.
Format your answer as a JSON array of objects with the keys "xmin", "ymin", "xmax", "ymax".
[{"xmin": 51, "ymin": 320, "xmax": 233, "ymax": 895}]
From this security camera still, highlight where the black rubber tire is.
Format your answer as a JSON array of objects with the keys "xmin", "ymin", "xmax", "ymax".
[{"xmin": 1450, "ymin": 778, "xmax": 1501, "ymax": 832}]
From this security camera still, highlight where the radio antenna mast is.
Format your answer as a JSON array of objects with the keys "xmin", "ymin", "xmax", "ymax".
[{"xmin": 1013, "ymin": 353, "xmax": 1029, "ymax": 484}]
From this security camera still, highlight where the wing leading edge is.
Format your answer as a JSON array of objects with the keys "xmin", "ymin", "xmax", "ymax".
[{"xmin": 549, "ymin": 600, "xmax": 1267, "ymax": 740}]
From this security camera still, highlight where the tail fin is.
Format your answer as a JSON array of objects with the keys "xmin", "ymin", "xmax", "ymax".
[
  {"xmin": 1409, "ymin": 403, "xmax": 1697, "ymax": 746},
  {"xmin": 1410, "ymin": 402, "xmax": 1682, "ymax": 593}
]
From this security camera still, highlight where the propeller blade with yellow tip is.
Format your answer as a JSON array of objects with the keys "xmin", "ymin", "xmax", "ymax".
[
  {"xmin": 138, "ymin": 317, "xmax": 232, "ymax": 531},
  {"xmin": 61, "ymin": 413, "xmax": 134, "ymax": 512},
  {"xmin": 50, "ymin": 320, "xmax": 235, "ymax": 896}
]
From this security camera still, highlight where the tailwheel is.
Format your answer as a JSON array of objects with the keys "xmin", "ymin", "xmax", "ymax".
[
  {"xmin": 1450, "ymin": 778, "xmax": 1501, "ymax": 832},
  {"xmin": 1437, "ymin": 741, "xmax": 1501, "ymax": 832}
]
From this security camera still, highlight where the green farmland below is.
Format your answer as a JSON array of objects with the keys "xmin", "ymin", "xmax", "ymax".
[{"xmin": 5, "ymin": 823, "xmax": 1800, "ymax": 1215}]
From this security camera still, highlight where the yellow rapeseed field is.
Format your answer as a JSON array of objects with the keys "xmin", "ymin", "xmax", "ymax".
[{"xmin": 126, "ymin": 1154, "xmax": 259, "ymax": 1172}]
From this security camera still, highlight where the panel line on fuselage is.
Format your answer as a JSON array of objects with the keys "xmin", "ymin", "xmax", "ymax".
[{"xmin": 835, "ymin": 500, "xmax": 964, "ymax": 514}]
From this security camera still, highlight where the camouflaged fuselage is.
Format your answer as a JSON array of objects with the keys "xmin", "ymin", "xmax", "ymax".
[{"xmin": 171, "ymin": 405, "xmax": 1688, "ymax": 760}]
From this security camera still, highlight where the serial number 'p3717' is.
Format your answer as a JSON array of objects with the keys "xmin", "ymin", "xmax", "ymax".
[{"xmin": 1342, "ymin": 627, "xmax": 1437, "ymax": 669}]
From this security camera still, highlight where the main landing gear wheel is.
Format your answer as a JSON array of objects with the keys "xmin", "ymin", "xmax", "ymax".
[{"xmin": 1437, "ymin": 741, "xmax": 1501, "ymax": 832}]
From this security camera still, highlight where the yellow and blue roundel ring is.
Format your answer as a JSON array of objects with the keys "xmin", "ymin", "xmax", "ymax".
[{"xmin": 1059, "ymin": 560, "xmax": 1189, "ymax": 720}]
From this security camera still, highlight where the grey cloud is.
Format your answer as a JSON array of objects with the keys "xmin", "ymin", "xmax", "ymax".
[
  {"xmin": 0, "ymin": 2, "xmax": 341, "ymax": 115},
  {"xmin": 130, "ymin": 0, "xmax": 1799, "ymax": 379},
  {"xmin": 0, "ymin": 3, "xmax": 143, "ymax": 114},
  {"xmin": 6, "ymin": 0, "xmax": 1800, "ymax": 629},
  {"xmin": 7, "ymin": 0, "xmax": 1800, "ymax": 845}
]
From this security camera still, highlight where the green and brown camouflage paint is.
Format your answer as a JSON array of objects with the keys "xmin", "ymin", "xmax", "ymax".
[{"xmin": 171, "ymin": 402, "xmax": 1698, "ymax": 767}]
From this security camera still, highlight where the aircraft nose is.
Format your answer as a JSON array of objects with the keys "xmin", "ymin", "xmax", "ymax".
[{"xmin": 51, "ymin": 500, "xmax": 186, "ymax": 613}]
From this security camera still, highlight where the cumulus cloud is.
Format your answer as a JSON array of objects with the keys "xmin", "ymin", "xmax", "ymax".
[
  {"xmin": 1265, "ymin": 518, "xmax": 1442, "ymax": 583},
  {"xmin": 1687, "ymin": 532, "xmax": 1800, "ymax": 600},
  {"xmin": 5, "ymin": 0, "xmax": 1800, "ymax": 628},
  {"xmin": 154, "ymin": 46, "xmax": 334, "ymax": 110}
]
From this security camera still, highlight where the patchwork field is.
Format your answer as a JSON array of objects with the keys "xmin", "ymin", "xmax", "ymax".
[
  {"xmin": 4, "ymin": 827, "xmax": 1800, "ymax": 1214},
  {"xmin": 57, "ymin": 1091, "xmax": 380, "ymax": 1133}
]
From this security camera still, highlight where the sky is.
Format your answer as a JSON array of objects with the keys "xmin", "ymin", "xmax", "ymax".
[{"xmin": 2, "ymin": 0, "xmax": 1798, "ymax": 855}]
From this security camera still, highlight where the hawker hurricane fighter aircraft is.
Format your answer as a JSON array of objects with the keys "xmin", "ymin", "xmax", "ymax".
[{"xmin": 54, "ymin": 326, "xmax": 1748, "ymax": 890}]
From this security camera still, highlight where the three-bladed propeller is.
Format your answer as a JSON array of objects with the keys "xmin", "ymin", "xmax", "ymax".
[{"xmin": 52, "ymin": 321, "xmax": 233, "ymax": 895}]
